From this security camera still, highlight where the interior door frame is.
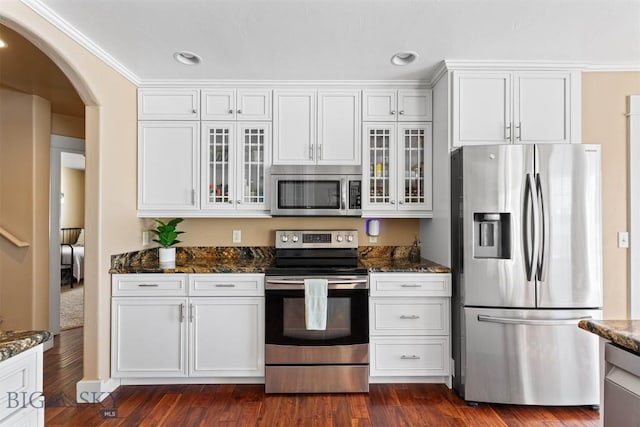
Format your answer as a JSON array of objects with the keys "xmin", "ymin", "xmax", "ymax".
[
  {"xmin": 49, "ymin": 135, "xmax": 85, "ymax": 335},
  {"xmin": 629, "ymin": 96, "xmax": 640, "ymax": 318}
]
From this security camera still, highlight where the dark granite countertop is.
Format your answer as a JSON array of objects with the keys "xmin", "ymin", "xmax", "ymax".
[
  {"xmin": 110, "ymin": 246, "xmax": 451, "ymax": 275},
  {"xmin": 578, "ymin": 319, "xmax": 640, "ymax": 355},
  {"xmin": 0, "ymin": 330, "xmax": 52, "ymax": 362}
]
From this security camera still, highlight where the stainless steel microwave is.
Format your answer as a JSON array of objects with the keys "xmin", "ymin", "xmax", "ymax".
[{"xmin": 270, "ymin": 166, "xmax": 362, "ymax": 216}]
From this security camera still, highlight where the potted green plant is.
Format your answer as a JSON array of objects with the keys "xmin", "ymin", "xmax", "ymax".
[{"xmin": 151, "ymin": 218, "xmax": 184, "ymax": 267}]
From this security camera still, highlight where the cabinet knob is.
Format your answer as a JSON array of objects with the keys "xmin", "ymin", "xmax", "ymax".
[
  {"xmin": 228, "ymin": 109, "xmax": 234, "ymax": 114},
  {"xmin": 192, "ymin": 109, "xmax": 197, "ymax": 114},
  {"xmin": 237, "ymin": 200, "xmax": 242, "ymax": 204},
  {"xmin": 228, "ymin": 200, "xmax": 233, "ymax": 204},
  {"xmin": 399, "ymin": 110, "xmax": 405, "ymax": 115},
  {"xmin": 390, "ymin": 110, "xmax": 396, "ymax": 115},
  {"xmin": 399, "ymin": 200, "xmax": 405, "ymax": 205},
  {"xmin": 237, "ymin": 109, "xmax": 242, "ymax": 114},
  {"xmin": 390, "ymin": 200, "xmax": 396, "ymax": 205}
]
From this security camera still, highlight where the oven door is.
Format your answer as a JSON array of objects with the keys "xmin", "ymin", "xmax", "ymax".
[{"xmin": 265, "ymin": 282, "xmax": 368, "ymax": 347}]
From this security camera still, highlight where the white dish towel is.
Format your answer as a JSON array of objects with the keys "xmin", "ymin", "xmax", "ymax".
[{"xmin": 304, "ymin": 278, "xmax": 328, "ymax": 330}]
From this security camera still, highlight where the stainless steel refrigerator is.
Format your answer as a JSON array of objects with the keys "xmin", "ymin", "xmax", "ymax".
[{"xmin": 451, "ymin": 144, "xmax": 602, "ymax": 406}]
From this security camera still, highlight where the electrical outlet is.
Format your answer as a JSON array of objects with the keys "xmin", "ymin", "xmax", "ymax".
[
  {"xmin": 618, "ymin": 231, "xmax": 629, "ymax": 248},
  {"xmin": 232, "ymin": 230, "xmax": 242, "ymax": 243},
  {"xmin": 142, "ymin": 231, "xmax": 149, "ymax": 246},
  {"xmin": 369, "ymin": 235, "xmax": 378, "ymax": 243}
]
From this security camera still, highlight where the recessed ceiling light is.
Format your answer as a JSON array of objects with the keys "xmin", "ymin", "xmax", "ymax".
[
  {"xmin": 0, "ymin": 39, "xmax": 7, "ymax": 49},
  {"xmin": 390, "ymin": 51, "xmax": 418, "ymax": 66},
  {"xmin": 173, "ymin": 51, "xmax": 202, "ymax": 65}
]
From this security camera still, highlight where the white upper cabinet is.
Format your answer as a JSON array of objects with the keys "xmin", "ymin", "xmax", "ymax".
[
  {"xmin": 272, "ymin": 90, "xmax": 317, "ymax": 165},
  {"xmin": 138, "ymin": 121, "xmax": 200, "ymax": 213},
  {"xmin": 317, "ymin": 90, "xmax": 361, "ymax": 165},
  {"xmin": 362, "ymin": 89, "xmax": 432, "ymax": 122},
  {"xmin": 201, "ymin": 121, "xmax": 270, "ymax": 216},
  {"xmin": 273, "ymin": 89, "xmax": 362, "ymax": 165},
  {"xmin": 362, "ymin": 122, "xmax": 432, "ymax": 217},
  {"xmin": 138, "ymin": 88, "xmax": 200, "ymax": 120},
  {"xmin": 201, "ymin": 89, "xmax": 271, "ymax": 121},
  {"xmin": 452, "ymin": 70, "xmax": 577, "ymax": 146}
]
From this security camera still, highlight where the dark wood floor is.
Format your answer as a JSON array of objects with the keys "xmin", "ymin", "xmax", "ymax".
[{"xmin": 44, "ymin": 328, "xmax": 600, "ymax": 426}]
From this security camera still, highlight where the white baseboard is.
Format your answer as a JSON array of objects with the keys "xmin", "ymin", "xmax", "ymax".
[
  {"xmin": 76, "ymin": 378, "xmax": 121, "ymax": 403},
  {"xmin": 43, "ymin": 337, "xmax": 54, "ymax": 352}
]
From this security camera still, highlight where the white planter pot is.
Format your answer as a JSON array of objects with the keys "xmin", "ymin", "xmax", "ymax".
[{"xmin": 158, "ymin": 247, "xmax": 176, "ymax": 268}]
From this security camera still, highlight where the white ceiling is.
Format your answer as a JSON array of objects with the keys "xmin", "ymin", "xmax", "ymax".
[{"xmin": 22, "ymin": 0, "xmax": 640, "ymax": 84}]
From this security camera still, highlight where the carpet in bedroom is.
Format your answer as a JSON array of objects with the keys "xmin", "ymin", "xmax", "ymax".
[{"xmin": 60, "ymin": 282, "xmax": 83, "ymax": 330}]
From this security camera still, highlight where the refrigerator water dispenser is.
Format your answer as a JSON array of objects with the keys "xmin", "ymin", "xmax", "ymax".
[{"xmin": 473, "ymin": 213, "xmax": 510, "ymax": 259}]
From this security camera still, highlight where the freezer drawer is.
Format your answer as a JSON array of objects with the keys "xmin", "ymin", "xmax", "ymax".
[{"xmin": 463, "ymin": 307, "xmax": 600, "ymax": 405}]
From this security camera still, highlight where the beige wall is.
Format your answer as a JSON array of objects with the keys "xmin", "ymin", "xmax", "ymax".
[
  {"xmin": 61, "ymin": 168, "xmax": 85, "ymax": 228},
  {"xmin": 0, "ymin": 88, "xmax": 50, "ymax": 330},
  {"xmin": 583, "ymin": 72, "xmax": 640, "ymax": 318},
  {"xmin": 52, "ymin": 113, "xmax": 85, "ymax": 138}
]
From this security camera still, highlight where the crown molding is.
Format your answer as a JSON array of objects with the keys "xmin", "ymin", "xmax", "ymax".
[
  {"xmin": 443, "ymin": 59, "xmax": 588, "ymax": 71},
  {"xmin": 138, "ymin": 79, "xmax": 431, "ymax": 88},
  {"xmin": 583, "ymin": 63, "xmax": 640, "ymax": 72},
  {"xmin": 21, "ymin": 0, "xmax": 140, "ymax": 85}
]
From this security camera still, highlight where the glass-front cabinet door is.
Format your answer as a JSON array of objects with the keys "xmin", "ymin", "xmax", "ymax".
[
  {"xmin": 236, "ymin": 123, "xmax": 270, "ymax": 211},
  {"xmin": 362, "ymin": 122, "xmax": 432, "ymax": 216},
  {"xmin": 363, "ymin": 124, "xmax": 396, "ymax": 211},
  {"xmin": 203, "ymin": 122, "xmax": 235, "ymax": 209},
  {"xmin": 397, "ymin": 123, "xmax": 432, "ymax": 211},
  {"xmin": 202, "ymin": 122, "xmax": 270, "ymax": 213}
]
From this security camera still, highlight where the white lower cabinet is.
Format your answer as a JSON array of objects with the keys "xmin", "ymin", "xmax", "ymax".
[
  {"xmin": 111, "ymin": 273, "xmax": 264, "ymax": 383},
  {"xmin": 0, "ymin": 345, "xmax": 44, "ymax": 427},
  {"xmin": 189, "ymin": 297, "xmax": 264, "ymax": 377},
  {"xmin": 369, "ymin": 273, "xmax": 452, "ymax": 385}
]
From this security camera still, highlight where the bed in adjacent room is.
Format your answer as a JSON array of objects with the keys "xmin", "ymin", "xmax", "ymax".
[{"xmin": 60, "ymin": 227, "xmax": 84, "ymax": 287}]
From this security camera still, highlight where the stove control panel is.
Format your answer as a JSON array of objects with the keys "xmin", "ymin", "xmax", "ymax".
[{"xmin": 275, "ymin": 230, "xmax": 358, "ymax": 249}]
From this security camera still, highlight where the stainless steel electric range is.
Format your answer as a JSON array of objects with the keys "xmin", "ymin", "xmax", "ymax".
[{"xmin": 264, "ymin": 230, "xmax": 369, "ymax": 393}]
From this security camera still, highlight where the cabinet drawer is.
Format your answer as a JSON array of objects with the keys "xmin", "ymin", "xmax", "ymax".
[
  {"xmin": 369, "ymin": 273, "xmax": 451, "ymax": 297},
  {"xmin": 370, "ymin": 297, "xmax": 449, "ymax": 336},
  {"xmin": 189, "ymin": 274, "xmax": 264, "ymax": 296},
  {"xmin": 370, "ymin": 336, "xmax": 450, "ymax": 377},
  {"xmin": 112, "ymin": 274, "xmax": 188, "ymax": 296}
]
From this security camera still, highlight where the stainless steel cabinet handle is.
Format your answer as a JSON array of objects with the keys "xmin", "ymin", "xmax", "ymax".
[
  {"xmin": 478, "ymin": 315, "xmax": 593, "ymax": 326},
  {"xmin": 400, "ymin": 315, "xmax": 420, "ymax": 319},
  {"xmin": 191, "ymin": 189, "xmax": 196, "ymax": 205},
  {"xmin": 189, "ymin": 304, "xmax": 194, "ymax": 323},
  {"xmin": 309, "ymin": 144, "xmax": 314, "ymax": 160},
  {"xmin": 137, "ymin": 283, "xmax": 159, "ymax": 287},
  {"xmin": 516, "ymin": 121, "xmax": 522, "ymax": 140},
  {"xmin": 400, "ymin": 284, "xmax": 421, "ymax": 288},
  {"xmin": 401, "ymin": 355, "xmax": 420, "ymax": 360},
  {"xmin": 215, "ymin": 284, "xmax": 236, "ymax": 288},
  {"xmin": 318, "ymin": 143, "xmax": 322, "ymax": 160},
  {"xmin": 505, "ymin": 123, "xmax": 512, "ymax": 141},
  {"xmin": 179, "ymin": 303, "xmax": 185, "ymax": 322}
]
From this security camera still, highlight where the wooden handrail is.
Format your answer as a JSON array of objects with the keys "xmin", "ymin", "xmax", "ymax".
[{"xmin": 0, "ymin": 226, "xmax": 30, "ymax": 247}]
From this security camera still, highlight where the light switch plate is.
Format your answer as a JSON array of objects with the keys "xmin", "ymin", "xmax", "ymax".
[
  {"xmin": 142, "ymin": 231, "xmax": 149, "ymax": 246},
  {"xmin": 232, "ymin": 230, "xmax": 242, "ymax": 243},
  {"xmin": 618, "ymin": 231, "xmax": 629, "ymax": 248}
]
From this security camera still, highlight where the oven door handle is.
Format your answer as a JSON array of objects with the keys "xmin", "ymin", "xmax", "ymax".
[{"xmin": 266, "ymin": 278, "xmax": 369, "ymax": 290}]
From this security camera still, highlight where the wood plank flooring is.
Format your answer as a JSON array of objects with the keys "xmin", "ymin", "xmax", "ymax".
[{"xmin": 44, "ymin": 328, "xmax": 600, "ymax": 426}]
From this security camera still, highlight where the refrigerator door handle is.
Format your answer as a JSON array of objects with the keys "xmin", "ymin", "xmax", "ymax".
[
  {"xmin": 478, "ymin": 314, "xmax": 593, "ymax": 326},
  {"xmin": 535, "ymin": 173, "xmax": 548, "ymax": 281},
  {"xmin": 523, "ymin": 173, "xmax": 538, "ymax": 282}
]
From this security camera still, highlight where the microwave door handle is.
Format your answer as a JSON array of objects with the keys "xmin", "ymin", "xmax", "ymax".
[{"xmin": 341, "ymin": 178, "xmax": 347, "ymax": 211}]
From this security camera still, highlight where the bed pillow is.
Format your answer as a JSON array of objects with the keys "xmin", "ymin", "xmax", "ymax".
[{"xmin": 75, "ymin": 229, "xmax": 85, "ymax": 246}]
